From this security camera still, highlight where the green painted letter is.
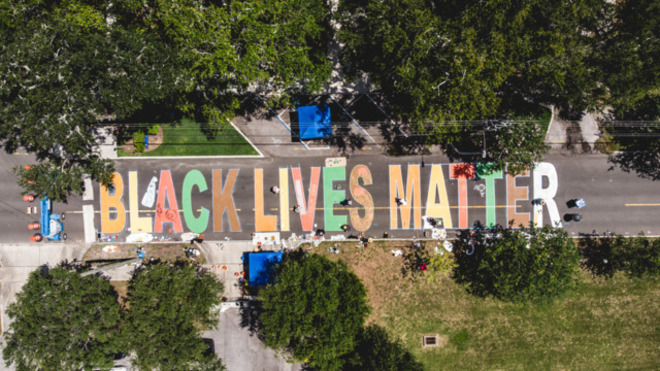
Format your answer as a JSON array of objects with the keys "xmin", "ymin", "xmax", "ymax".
[
  {"xmin": 323, "ymin": 166, "xmax": 347, "ymax": 231},
  {"xmin": 182, "ymin": 169, "xmax": 210, "ymax": 233},
  {"xmin": 477, "ymin": 163, "xmax": 503, "ymax": 227}
]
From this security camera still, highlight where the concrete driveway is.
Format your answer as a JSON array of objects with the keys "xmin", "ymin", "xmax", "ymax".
[{"xmin": 203, "ymin": 306, "xmax": 302, "ymax": 371}]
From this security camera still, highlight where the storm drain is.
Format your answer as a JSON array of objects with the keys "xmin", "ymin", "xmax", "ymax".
[{"xmin": 422, "ymin": 334, "xmax": 440, "ymax": 348}]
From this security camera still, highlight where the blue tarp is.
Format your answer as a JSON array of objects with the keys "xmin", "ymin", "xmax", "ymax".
[
  {"xmin": 297, "ymin": 104, "xmax": 331, "ymax": 140},
  {"xmin": 247, "ymin": 251, "xmax": 283, "ymax": 286}
]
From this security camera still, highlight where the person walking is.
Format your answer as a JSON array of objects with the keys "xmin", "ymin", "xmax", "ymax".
[
  {"xmin": 293, "ymin": 205, "xmax": 300, "ymax": 213},
  {"xmin": 270, "ymin": 186, "xmax": 280, "ymax": 194},
  {"xmin": 396, "ymin": 197, "xmax": 407, "ymax": 206}
]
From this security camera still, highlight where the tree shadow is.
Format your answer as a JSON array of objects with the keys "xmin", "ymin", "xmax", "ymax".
[
  {"xmin": 238, "ymin": 299, "xmax": 263, "ymax": 338},
  {"xmin": 450, "ymin": 163, "xmax": 477, "ymax": 178},
  {"xmin": 602, "ymin": 117, "xmax": 660, "ymax": 180},
  {"xmin": 608, "ymin": 150, "xmax": 660, "ymax": 181},
  {"xmin": 235, "ymin": 94, "xmax": 274, "ymax": 122},
  {"xmin": 379, "ymin": 122, "xmax": 428, "ymax": 156},
  {"xmin": 323, "ymin": 124, "xmax": 367, "ymax": 155}
]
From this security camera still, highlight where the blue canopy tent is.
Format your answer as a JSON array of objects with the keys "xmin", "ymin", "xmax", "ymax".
[
  {"xmin": 246, "ymin": 251, "xmax": 283, "ymax": 286},
  {"xmin": 297, "ymin": 104, "xmax": 332, "ymax": 140}
]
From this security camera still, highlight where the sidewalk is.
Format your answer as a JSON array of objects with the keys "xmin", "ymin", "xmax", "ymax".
[
  {"xmin": 545, "ymin": 108, "xmax": 601, "ymax": 153},
  {"xmin": 0, "ymin": 239, "xmax": 271, "ymax": 333}
]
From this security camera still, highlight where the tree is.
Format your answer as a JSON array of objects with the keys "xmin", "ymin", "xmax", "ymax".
[
  {"xmin": 258, "ymin": 252, "xmax": 369, "ymax": 370},
  {"xmin": 600, "ymin": 0, "xmax": 660, "ymax": 117},
  {"xmin": 452, "ymin": 226, "xmax": 579, "ymax": 303},
  {"xmin": 342, "ymin": 324, "xmax": 425, "ymax": 371},
  {"xmin": 3, "ymin": 266, "xmax": 123, "ymax": 370},
  {"xmin": 337, "ymin": 0, "xmax": 613, "ymax": 168},
  {"xmin": 0, "ymin": 0, "xmax": 185, "ymax": 201},
  {"xmin": 114, "ymin": 0, "xmax": 333, "ymax": 135},
  {"xmin": 338, "ymin": 0, "xmax": 506, "ymax": 123},
  {"xmin": 442, "ymin": 119, "xmax": 549, "ymax": 175},
  {"xmin": 1, "ymin": 0, "xmax": 333, "ymax": 200},
  {"xmin": 123, "ymin": 262, "xmax": 225, "ymax": 371}
]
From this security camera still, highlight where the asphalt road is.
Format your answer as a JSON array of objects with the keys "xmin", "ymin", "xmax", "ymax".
[{"xmin": 0, "ymin": 152, "xmax": 658, "ymax": 244}]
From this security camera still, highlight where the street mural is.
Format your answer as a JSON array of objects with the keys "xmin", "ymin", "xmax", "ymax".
[{"xmin": 99, "ymin": 162, "xmax": 561, "ymax": 235}]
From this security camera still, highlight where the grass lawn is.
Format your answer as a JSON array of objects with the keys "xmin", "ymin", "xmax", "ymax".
[
  {"xmin": 505, "ymin": 101, "xmax": 553, "ymax": 133},
  {"xmin": 118, "ymin": 118, "xmax": 259, "ymax": 157},
  {"xmin": 310, "ymin": 240, "xmax": 660, "ymax": 370}
]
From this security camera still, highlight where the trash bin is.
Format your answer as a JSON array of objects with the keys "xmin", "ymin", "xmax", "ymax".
[{"xmin": 570, "ymin": 213, "xmax": 582, "ymax": 222}]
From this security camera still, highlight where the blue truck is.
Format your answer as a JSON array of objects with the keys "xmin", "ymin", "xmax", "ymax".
[{"xmin": 40, "ymin": 197, "xmax": 66, "ymax": 241}]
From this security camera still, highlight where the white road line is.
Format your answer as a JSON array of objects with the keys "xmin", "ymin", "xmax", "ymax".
[
  {"xmin": 82, "ymin": 175, "xmax": 94, "ymax": 201},
  {"xmin": 83, "ymin": 205, "xmax": 96, "ymax": 243}
]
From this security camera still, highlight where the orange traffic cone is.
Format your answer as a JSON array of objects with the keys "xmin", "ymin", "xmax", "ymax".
[
  {"xmin": 28, "ymin": 222, "xmax": 40, "ymax": 230},
  {"xmin": 23, "ymin": 194, "xmax": 35, "ymax": 202},
  {"xmin": 30, "ymin": 233, "xmax": 42, "ymax": 242}
]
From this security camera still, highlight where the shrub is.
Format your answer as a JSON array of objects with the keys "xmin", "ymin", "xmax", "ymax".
[
  {"xmin": 453, "ymin": 225, "xmax": 579, "ymax": 303},
  {"xmin": 579, "ymin": 235, "xmax": 626, "ymax": 278},
  {"xmin": 581, "ymin": 234, "xmax": 660, "ymax": 278},
  {"xmin": 133, "ymin": 131, "xmax": 145, "ymax": 153},
  {"xmin": 426, "ymin": 251, "xmax": 456, "ymax": 283},
  {"xmin": 594, "ymin": 130, "xmax": 620, "ymax": 154},
  {"xmin": 147, "ymin": 124, "xmax": 160, "ymax": 136},
  {"xmin": 622, "ymin": 237, "xmax": 660, "ymax": 277}
]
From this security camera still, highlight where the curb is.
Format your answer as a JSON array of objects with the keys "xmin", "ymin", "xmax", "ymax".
[{"xmin": 543, "ymin": 104, "xmax": 555, "ymax": 144}]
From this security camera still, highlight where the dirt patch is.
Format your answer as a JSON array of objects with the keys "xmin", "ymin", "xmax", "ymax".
[
  {"xmin": 110, "ymin": 281, "xmax": 129, "ymax": 307},
  {"xmin": 309, "ymin": 240, "xmax": 440, "ymax": 324},
  {"xmin": 120, "ymin": 125, "xmax": 164, "ymax": 154},
  {"xmin": 83, "ymin": 242, "xmax": 205, "ymax": 264}
]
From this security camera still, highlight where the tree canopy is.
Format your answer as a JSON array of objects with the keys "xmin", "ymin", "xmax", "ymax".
[
  {"xmin": 2, "ymin": 266, "xmax": 123, "ymax": 370},
  {"xmin": 258, "ymin": 252, "xmax": 369, "ymax": 370},
  {"xmin": 452, "ymin": 226, "xmax": 579, "ymax": 303},
  {"xmin": 123, "ymin": 262, "xmax": 225, "ymax": 371},
  {"xmin": 0, "ymin": 0, "xmax": 332, "ymax": 200},
  {"xmin": 600, "ymin": 0, "xmax": 660, "ymax": 117}
]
